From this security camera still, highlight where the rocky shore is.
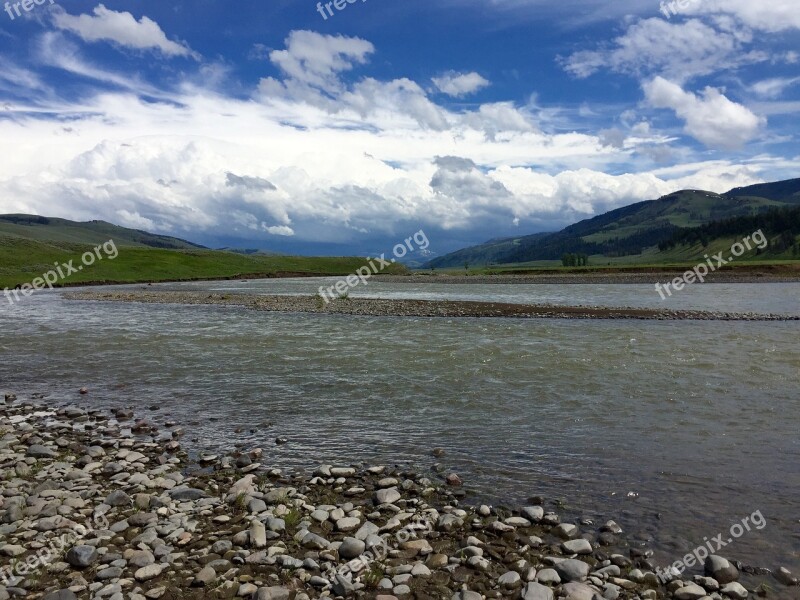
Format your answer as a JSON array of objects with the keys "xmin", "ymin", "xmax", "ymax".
[
  {"xmin": 2, "ymin": 397, "xmax": 798, "ymax": 600},
  {"xmin": 63, "ymin": 291, "xmax": 799, "ymax": 321}
]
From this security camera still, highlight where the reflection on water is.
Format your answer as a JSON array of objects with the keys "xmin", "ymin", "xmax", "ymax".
[{"xmin": 0, "ymin": 281, "xmax": 798, "ymax": 579}]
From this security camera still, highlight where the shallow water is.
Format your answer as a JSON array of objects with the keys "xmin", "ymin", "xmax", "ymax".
[{"xmin": 1, "ymin": 280, "xmax": 799, "ymax": 581}]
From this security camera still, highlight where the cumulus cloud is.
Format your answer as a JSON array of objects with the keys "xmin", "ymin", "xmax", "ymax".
[
  {"xmin": 52, "ymin": 4, "xmax": 199, "ymax": 59},
  {"xmin": 643, "ymin": 77, "xmax": 765, "ymax": 149},
  {"xmin": 432, "ymin": 71, "xmax": 490, "ymax": 97},
  {"xmin": 562, "ymin": 18, "xmax": 766, "ymax": 82},
  {"xmin": 681, "ymin": 0, "xmax": 800, "ymax": 33}
]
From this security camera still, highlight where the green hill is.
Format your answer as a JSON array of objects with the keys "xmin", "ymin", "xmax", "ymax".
[
  {"xmin": 0, "ymin": 215, "xmax": 407, "ymax": 289},
  {"xmin": 426, "ymin": 178, "xmax": 800, "ymax": 268}
]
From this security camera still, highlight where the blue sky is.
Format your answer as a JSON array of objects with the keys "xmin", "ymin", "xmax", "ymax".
[{"xmin": 0, "ymin": 0, "xmax": 798, "ymax": 257}]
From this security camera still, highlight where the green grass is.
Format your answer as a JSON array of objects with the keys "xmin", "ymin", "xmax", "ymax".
[{"xmin": 0, "ymin": 236, "xmax": 408, "ymax": 289}]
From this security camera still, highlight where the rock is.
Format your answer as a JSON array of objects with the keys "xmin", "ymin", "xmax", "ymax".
[
  {"xmin": 427, "ymin": 554, "xmax": 449, "ymax": 569},
  {"xmin": 411, "ymin": 563, "xmax": 431, "ymax": 577},
  {"xmin": 555, "ymin": 559, "xmax": 590, "ymax": 583},
  {"xmin": 536, "ymin": 569, "xmax": 561, "ymax": 585},
  {"xmin": 105, "ymin": 489, "xmax": 132, "ymax": 507},
  {"xmin": 27, "ymin": 444, "xmax": 56, "ymax": 458},
  {"xmin": 42, "ymin": 591, "xmax": 78, "ymax": 600},
  {"xmin": 332, "ymin": 575, "xmax": 356, "ymax": 597},
  {"xmin": 128, "ymin": 550, "xmax": 156, "ymax": 568},
  {"xmin": 521, "ymin": 582, "xmax": 555, "ymax": 600},
  {"xmin": 452, "ymin": 592, "xmax": 482, "ymax": 600},
  {"xmin": 375, "ymin": 487, "xmax": 402, "ymax": 505},
  {"xmin": 555, "ymin": 523, "xmax": 578, "ymax": 539},
  {"xmin": 253, "ymin": 588, "xmax": 290, "ymax": 600},
  {"xmin": 561, "ymin": 582, "xmax": 601, "ymax": 600},
  {"xmin": 705, "ymin": 556, "xmax": 739, "ymax": 584},
  {"xmin": 250, "ymin": 520, "xmax": 267, "ymax": 548},
  {"xmin": 168, "ymin": 487, "xmax": 208, "ymax": 501},
  {"xmin": 96, "ymin": 567, "xmax": 124, "ymax": 580},
  {"xmin": 499, "ymin": 571, "xmax": 522, "ymax": 588},
  {"xmin": 446, "ymin": 473, "xmax": 463, "ymax": 486},
  {"xmin": 437, "ymin": 514, "xmax": 464, "ymax": 531},
  {"xmin": 336, "ymin": 517, "xmax": 361, "ymax": 532},
  {"xmin": 400, "ymin": 539, "xmax": 433, "ymax": 556},
  {"xmin": 522, "ymin": 506, "xmax": 544, "ymax": 522},
  {"xmin": 673, "ymin": 584, "xmax": 707, "ymax": 600},
  {"xmin": 720, "ymin": 582, "xmax": 748, "ymax": 599},
  {"xmin": 134, "ymin": 564, "xmax": 163, "ymax": 582},
  {"xmin": 776, "ymin": 567, "xmax": 798, "ymax": 586},
  {"xmin": 339, "ymin": 537, "xmax": 366, "ymax": 559},
  {"xmin": 66, "ymin": 545, "xmax": 98, "ymax": 568},
  {"xmin": 562, "ymin": 539, "xmax": 593, "ymax": 555},
  {"xmin": 192, "ymin": 566, "xmax": 216, "ymax": 587}
]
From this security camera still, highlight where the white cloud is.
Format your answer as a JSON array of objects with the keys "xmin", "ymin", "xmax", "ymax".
[
  {"xmin": 682, "ymin": 0, "xmax": 800, "ymax": 33},
  {"xmin": 263, "ymin": 225, "xmax": 295, "ymax": 236},
  {"xmin": 643, "ymin": 77, "xmax": 765, "ymax": 149},
  {"xmin": 563, "ymin": 18, "xmax": 766, "ymax": 82},
  {"xmin": 750, "ymin": 77, "xmax": 800, "ymax": 99},
  {"xmin": 432, "ymin": 71, "xmax": 490, "ymax": 97},
  {"xmin": 52, "ymin": 4, "xmax": 199, "ymax": 59}
]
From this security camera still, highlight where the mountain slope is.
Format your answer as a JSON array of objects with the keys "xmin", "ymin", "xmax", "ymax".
[
  {"xmin": 426, "ymin": 178, "xmax": 800, "ymax": 268},
  {"xmin": 0, "ymin": 214, "xmax": 205, "ymax": 249}
]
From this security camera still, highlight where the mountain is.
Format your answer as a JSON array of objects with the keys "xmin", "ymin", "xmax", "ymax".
[
  {"xmin": 425, "ymin": 178, "xmax": 800, "ymax": 268},
  {"xmin": 0, "ymin": 214, "xmax": 205, "ymax": 249}
]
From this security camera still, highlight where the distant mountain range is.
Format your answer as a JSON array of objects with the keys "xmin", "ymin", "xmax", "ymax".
[{"xmin": 425, "ymin": 178, "xmax": 800, "ymax": 268}]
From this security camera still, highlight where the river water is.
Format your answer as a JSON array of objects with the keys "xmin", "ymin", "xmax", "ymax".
[{"xmin": 1, "ymin": 279, "xmax": 798, "ymax": 582}]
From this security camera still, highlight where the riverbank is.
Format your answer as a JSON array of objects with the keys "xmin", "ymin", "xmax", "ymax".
[
  {"xmin": 63, "ymin": 290, "xmax": 799, "ymax": 321},
  {"xmin": 1, "ymin": 397, "xmax": 797, "ymax": 600}
]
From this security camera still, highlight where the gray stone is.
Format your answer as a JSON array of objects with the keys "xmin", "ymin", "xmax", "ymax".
[
  {"xmin": 555, "ymin": 559, "xmax": 590, "ymax": 582},
  {"xmin": 66, "ymin": 545, "xmax": 98, "ymax": 568},
  {"xmin": 521, "ymin": 582, "xmax": 554, "ymax": 600},
  {"xmin": 705, "ymin": 556, "xmax": 738, "ymax": 584},
  {"xmin": 253, "ymin": 588, "xmax": 290, "ymax": 600},
  {"xmin": 536, "ymin": 568, "xmax": 561, "ymax": 584},
  {"xmin": 42, "ymin": 591, "xmax": 78, "ymax": 600},
  {"xmin": 339, "ymin": 537, "xmax": 366, "ymax": 560},
  {"xmin": 332, "ymin": 575, "xmax": 356, "ymax": 597},
  {"xmin": 105, "ymin": 490, "xmax": 131, "ymax": 507},
  {"xmin": 562, "ymin": 539, "xmax": 593, "ymax": 555},
  {"xmin": 168, "ymin": 487, "xmax": 208, "ymax": 501},
  {"xmin": 521, "ymin": 506, "xmax": 544, "ymax": 522},
  {"xmin": 27, "ymin": 444, "xmax": 56, "ymax": 458},
  {"xmin": 498, "ymin": 571, "xmax": 522, "ymax": 588},
  {"xmin": 96, "ymin": 567, "xmax": 124, "ymax": 580},
  {"xmin": 374, "ymin": 488, "xmax": 402, "ymax": 505},
  {"xmin": 250, "ymin": 520, "xmax": 267, "ymax": 548},
  {"xmin": 673, "ymin": 584, "xmax": 707, "ymax": 600},
  {"xmin": 451, "ymin": 592, "xmax": 482, "ymax": 600},
  {"xmin": 720, "ymin": 582, "xmax": 748, "ymax": 599},
  {"xmin": 336, "ymin": 517, "xmax": 361, "ymax": 532},
  {"xmin": 128, "ymin": 550, "xmax": 155, "ymax": 568},
  {"xmin": 134, "ymin": 564, "xmax": 163, "ymax": 582},
  {"xmin": 561, "ymin": 582, "xmax": 601, "ymax": 600},
  {"xmin": 192, "ymin": 566, "xmax": 216, "ymax": 587}
]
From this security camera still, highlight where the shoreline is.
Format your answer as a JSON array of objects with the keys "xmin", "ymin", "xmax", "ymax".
[
  {"xmin": 1, "ymin": 397, "xmax": 797, "ymax": 600},
  {"xmin": 63, "ymin": 290, "xmax": 800, "ymax": 321}
]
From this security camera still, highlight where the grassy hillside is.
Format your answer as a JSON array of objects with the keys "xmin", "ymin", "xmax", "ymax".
[
  {"xmin": 0, "ymin": 219, "xmax": 407, "ymax": 289},
  {"xmin": 427, "ymin": 178, "xmax": 800, "ymax": 268},
  {"xmin": 0, "ymin": 215, "xmax": 205, "ymax": 249}
]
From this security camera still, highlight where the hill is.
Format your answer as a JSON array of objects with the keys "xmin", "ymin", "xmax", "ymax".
[
  {"xmin": 0, "ymin": 215, "xmax": 407, "ymax": 289},
  {"xmin": 0, "ymin": 214, "xmax": 205, "ymax": 249},
  {"xmin": 425, "ymin": 178, "xmax": 800, "ymax": 268}
]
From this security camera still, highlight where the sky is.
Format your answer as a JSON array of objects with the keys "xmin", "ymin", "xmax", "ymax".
[{"xmin": 0, "ymin": 0, "xmax": 798, "ymax": 257}]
